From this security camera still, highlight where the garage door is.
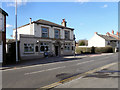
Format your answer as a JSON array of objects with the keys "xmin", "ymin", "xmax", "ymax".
[{"xmin": 0, "ymin": 45, "xmax": 2, "ymax": 63}]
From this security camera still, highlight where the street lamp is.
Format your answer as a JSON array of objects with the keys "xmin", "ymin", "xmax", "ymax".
[{"xmin": 15, "ymin": 0, "xmax": 18, "ymax": 62}]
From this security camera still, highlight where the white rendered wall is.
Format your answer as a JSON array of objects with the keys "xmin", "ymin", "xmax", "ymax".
[
  {"xmin": 13, "ymin": 24, "xmax": 34, "ymax": 40},
  {"xmin": 88, "ymin": 34, "xmax": 106, "ymax": 47}
]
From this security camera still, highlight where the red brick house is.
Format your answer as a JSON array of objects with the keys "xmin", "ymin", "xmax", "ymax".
[{"xmin": 0, "ymin": 8, "xmax": 8, "ymax": 64}]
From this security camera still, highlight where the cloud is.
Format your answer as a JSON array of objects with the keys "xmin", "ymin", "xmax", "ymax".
[
  {"xmin": 101, "ymin": 4, "xmax": 108, "ymax": 8},
  {"xmin": 6, "ymin": 24, "xmax": 13, "ymax": 28},
  {"xmin": 6, "ymin": 0, "xmax": 28, "ymax": 7}
]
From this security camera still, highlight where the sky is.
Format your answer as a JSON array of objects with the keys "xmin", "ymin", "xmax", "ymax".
[{"xmin": 1, "ymin": 1, "xmax": 118, "ymax": 41}]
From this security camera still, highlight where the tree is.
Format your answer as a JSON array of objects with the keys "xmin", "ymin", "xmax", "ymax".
[{"xmin": 77, "ymin": 39, "xmax": 88, "ymax": 46}]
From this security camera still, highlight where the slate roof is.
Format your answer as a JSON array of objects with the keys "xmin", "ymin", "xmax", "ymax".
[
  {"xmin": 98, "ymin": 34, "xmax": 117, "ymax": 41},
  {"xmin": 15, "ymin": 19, "xmax": 74, "ymax": 30},
  {"xmin": 0, "ymin": 8, "xmax": 8, "ymax": 16}
]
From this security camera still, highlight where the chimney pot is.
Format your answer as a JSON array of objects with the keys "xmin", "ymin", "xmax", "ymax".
[
  {"xmin": 116, "ymin": 32, "xmax": 119, "ymax": 36},
  {"xmin": 112, "ymin": 30, "xmax": 114, "ymax": 34},
  {"xmin": 95, "ymin": 32, "xmax": 98, "ymax": 34},
  {"xmin": 30, "ymin": 18, "xmax": 32, "ymax": 24},
  {"xmin": 61, "ymin": 18, "xmax": 67, "ymax": 27}
]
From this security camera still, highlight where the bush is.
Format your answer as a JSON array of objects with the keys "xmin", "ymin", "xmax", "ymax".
[
  {"xmin": 95, "ymin": 46, "xmax": 114, "ymax": 53},
  {"xmin": 75, "ymin": 47, "xmax": 91, "ymax": 54},
  {"xmin": 75, "ymin": 46, "xmax": 114, "ymax": 54}
]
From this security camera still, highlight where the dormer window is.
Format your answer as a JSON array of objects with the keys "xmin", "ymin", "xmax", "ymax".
[{"xmin": 42, "ymin": 27, "xmax": 49, "ymax": 38}]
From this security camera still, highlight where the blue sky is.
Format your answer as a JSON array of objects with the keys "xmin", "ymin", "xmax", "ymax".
[{"xmin": 2, "ymin": 2, "xmax": 118, "ymax": 41}]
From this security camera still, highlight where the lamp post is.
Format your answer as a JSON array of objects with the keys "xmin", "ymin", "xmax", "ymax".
[{"xmin": 15, "ymin": 0, "xmax": 18, "ymax": 62}]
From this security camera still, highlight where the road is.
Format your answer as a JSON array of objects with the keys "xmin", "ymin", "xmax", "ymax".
[{"xmin": 2, "ymin": 53, "xmax": 118, "ymax": 89}]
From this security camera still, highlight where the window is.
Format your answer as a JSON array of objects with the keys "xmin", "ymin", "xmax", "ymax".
[
  {"xmin": 24, "ymin": 44, "xmax": 34, "ymax": 53},
  {"xmin": 64, "ymin": 43, "xmax": 71, "ymax": 50},
  {"xmin": 54, "ymin": 29, "xmax": 60, "ymax": 39},
  {"xmin": 65, "ymin": 31, "xmax": 70, "ymax": 40},
  {"xmin": 42, "ymin": 27, "xmax": 48, "ymax": 38},
  {"xmin": 40, "ymin": 42, "xmax": 49, "ymax": 52}
]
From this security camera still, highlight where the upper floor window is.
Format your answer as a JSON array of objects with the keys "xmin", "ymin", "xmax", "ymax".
[
  {"xmin": 42, "ymin": 27, "xmax": 48, "ymax": 38},
  {"xmin": 65, "ymin": 31, "xmax": 70, "ymax": 40},
  {"xmin": 54, "ymin": 29, "xmax": 60, "ymax": 39}
]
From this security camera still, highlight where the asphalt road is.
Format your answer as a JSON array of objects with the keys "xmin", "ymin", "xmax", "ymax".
[{"xmin": 2, "ymin": 53, "xmax": 118, "ymax": 89}]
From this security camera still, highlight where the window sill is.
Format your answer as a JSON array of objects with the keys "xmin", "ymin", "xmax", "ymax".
[{"xmin": 24, "ymin": 52, "xmax": 34, "ymax": 54}]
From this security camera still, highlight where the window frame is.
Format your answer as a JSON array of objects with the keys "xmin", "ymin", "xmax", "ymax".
[
  {"xmin": 54, "ymin": 29, "xmax": 60, "ymax": 39},
  {"xmin": 65, "ymin": 30, "xmax": 70, "ymax": 40},
  {"xmin": 41, "ymin": 26, "xmax": 49, "ymax": 38},
  {"xmin": 40, "ymin": 42, "xmax": 49, "ymax": 52},
  {"xmin": 24, "ymin": 43, "xmax": 34, "ymax": 53}
]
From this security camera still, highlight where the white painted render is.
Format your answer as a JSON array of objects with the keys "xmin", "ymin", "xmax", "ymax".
[
  {"xmin": 13, "ymin": 24, "xmax": 34, "ymax": 40},
  {"xmin": 14, "ymin": 23, "xmax": 74, "ymax": 40},
  {"xmin": 0, "ymin": 13, "xmax": 4, "ymax": 31},
  {"xmin": 88, "ymin": 34, "xmax": 106, "ymax": 47}
]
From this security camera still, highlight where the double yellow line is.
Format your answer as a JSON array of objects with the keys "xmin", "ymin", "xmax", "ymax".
[{"xmin": 37, "ymin": 62, "xmax": 117, "ymax": 90}]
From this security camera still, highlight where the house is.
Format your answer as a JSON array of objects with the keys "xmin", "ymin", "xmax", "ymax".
[
  {"xmin": 0, "ymin": 8, "xmax": 8, "ymax": 64},
  {"xmin": 88, "ymin": 30, "xmax": 119, "ymax": 49},
  {"xmin": 13, "ymin": 18, "xmax": 75, "ymax": 60}
]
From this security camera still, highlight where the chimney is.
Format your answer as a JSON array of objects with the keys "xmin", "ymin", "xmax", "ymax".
[
  {"xmin": 106, "ymin": 32, "xmax": 110, "ymax": 36},
  {"xmin": 94, "ymin": 32, "xmax": 98, "ymax": 34},
  {"xmin": 61, "ymin": 19, "xmax": 67, "ymax": 27},
  {"xmin": 112, "ymin": 30, "xmax": 114, "ymax": 34},
  {"xmin": 30, "ymin": 18, "xmax": 32, "ymax": 24}
]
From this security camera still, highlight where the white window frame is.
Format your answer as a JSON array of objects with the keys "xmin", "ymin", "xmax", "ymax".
[
  {"xmin": 54, "ymin": 29, "xmax": 60, "ymax": 39},
  {"xmin": 41, "ymin": 27, "xmax": 48, "ymax": 38},
  {"xmin": 65, "ymin": 30, "xmax": 70, "ymax": 40},
  {"xmin": 64, "ymin": 43, "xmax": 71, "ymax": 51},
  {"xmin": 40, "ymin": 42, "xmax": 49, "ymax": 52},
  {"xmin": 24, "ymin": 43, "xmax": 34, "ymax": 53}
]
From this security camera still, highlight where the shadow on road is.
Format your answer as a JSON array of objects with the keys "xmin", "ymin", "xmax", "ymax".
[
  {"xmin": 83, "ymin": 69, "xmax": 120, "ymax": 78},
  {"xmin": 2, "ymin": 55, "xmax": 82, "ymax": 69}
]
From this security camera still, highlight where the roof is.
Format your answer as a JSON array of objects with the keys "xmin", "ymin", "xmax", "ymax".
[
  {"xmin": 0, "ymin": 8, "xmax": 8, "ymax": 16},
  {"xmin": 14, "ymin": 19, "xmax": 74, "ymax": 30},
  {"xmin": 98, "ymin": 34, "xmax": 117, "ymax": 41}
]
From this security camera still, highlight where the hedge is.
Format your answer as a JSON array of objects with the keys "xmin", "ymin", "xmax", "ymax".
[{"xmin": 75, "ymin": 46, "xmax": 114, "ymax": 54}]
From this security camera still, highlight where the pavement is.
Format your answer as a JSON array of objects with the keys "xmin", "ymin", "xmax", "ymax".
[
  {"xmin": 1, "ymin": 53, "xmax": 113, "ymax": 70},
  {"xmin": 55, "ymin": 61, "xmax": 119, "ymax": 88}
]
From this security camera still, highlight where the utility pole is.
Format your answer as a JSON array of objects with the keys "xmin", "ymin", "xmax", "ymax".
[{"xmin": 15, "ymin": 0, "xmax": 18, "ymax": 62}]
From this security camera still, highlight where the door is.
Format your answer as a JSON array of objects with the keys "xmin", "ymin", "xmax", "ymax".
[{"xmin": 55, "ymin": 46, "xmax": 58, "ymax": 56}]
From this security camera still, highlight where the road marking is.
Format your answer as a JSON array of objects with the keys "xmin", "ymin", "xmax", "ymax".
[
  {"xmin": 39, "ymin": 62, "xmax": 117, "ymax": 89},
  {"xmin": 76, "ymin": 60, "xmax": 95, "ymax": 65},
  {"xmin": 2, "ymin": 59, "xmax": 82, "ymax": 72},
  {"xmin": 24, "ymin": 66, "xmax": 66, "ymax": 75},
  {"xmin": 2, "ymin": 53, "xmax": 114, "ymax": 72}
]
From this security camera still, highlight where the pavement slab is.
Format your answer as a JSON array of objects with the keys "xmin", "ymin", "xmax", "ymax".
[{"xmin": 55, "ymin": 63, "xmax": 119, "ymax": 88}]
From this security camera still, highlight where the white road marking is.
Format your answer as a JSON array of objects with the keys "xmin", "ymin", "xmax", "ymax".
[
  {"xmin": 2, "ymin": 60, "xmax": 80, "ymax": 72},
  {"xmin": 3, "ymin": 53, "xmax": 114, "ymax": 72},
  {"xmin": 76, "ymin": 60, "xmax": 95, "ymax": 65},
  {"xmin": 24, "ymin": 66, "xmax": 66, "ymax": 75}
]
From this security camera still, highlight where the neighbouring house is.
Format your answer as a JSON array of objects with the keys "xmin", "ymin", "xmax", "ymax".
[
  {"xmin": 12, "ymin": 18, "xmax": 75, "ymax": 60},
  {"xmin": 88, "ymin": 30, "xmax": 120, "ymax": 51},
  {"xmin": 0, "ymin": 8, "xmax": 8, "ymax": 64}
]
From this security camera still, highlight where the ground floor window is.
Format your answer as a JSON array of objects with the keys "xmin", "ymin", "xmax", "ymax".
[
  {"xmin": 24, "ymin": 44, "xmax": 34, "ymax": 53},
  {"xmin": 64, "ymin": 43, "xmax": 71, "ymax": 50},
  {"xmin": 40, "ymin": 42, "xmax": 49, "ymax": 52}
]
